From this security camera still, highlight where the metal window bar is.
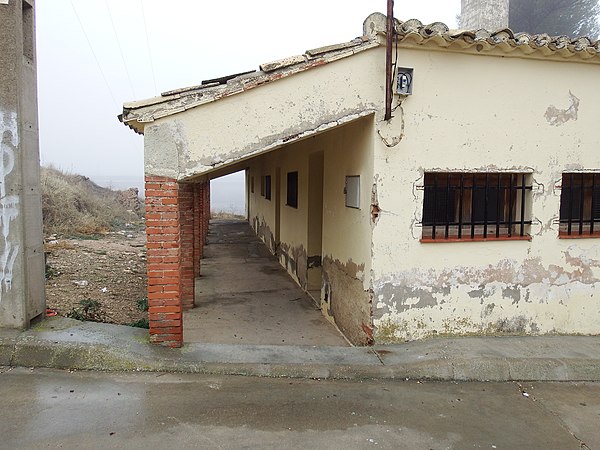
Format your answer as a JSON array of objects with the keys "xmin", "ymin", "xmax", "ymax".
[
  {"xmin": 423, "ymin": 172, "xmax": 532, "ymax": 240},
  {"xmin": 444, "ymin": 174, "xmax": 450, "ymax": 239},
  {"xmin": 592, "ymin": 174, "xmax": 596, "ymax": 235},
  {"xmin": 579, "ymin": 173, "xmax": 585, "ymax": 235},
  {"xmin": 483, "ymin": 173, "xmax": 489, "ymax": 238},
  {"xmin": 432, "ymin": 174, "xmax": 438, "ymax": 240},
  {"xmin": 496, "ymin": 174, "xmax": 501, "ymax": 238},
  {"xmin": 470, "ymin": 174, "xmax": 476, "ymax": 239},
  {"xmin": 458, "ymin": 175, "xmax": 464, "ymax": 239},
  {"xmin": 520, "ymin": 174, "xmax": 526, "ymax": 237},
  {"xmin": 508, "ymin": 174, "xmax": 514, "ymax": 238},
  {"xmin": 568, "ymin": 173, "xmax": 574, "ymax": 235}
]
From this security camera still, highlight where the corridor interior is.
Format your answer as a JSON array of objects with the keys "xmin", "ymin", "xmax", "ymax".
[{"xmin": 183, "ymin": 219, "xmax": 348, "ymax": 346}]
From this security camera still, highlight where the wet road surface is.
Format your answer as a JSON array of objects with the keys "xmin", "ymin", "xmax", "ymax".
[{"xmin": 1, "ymin": 367, "xmax": 599, "ymax": 449}]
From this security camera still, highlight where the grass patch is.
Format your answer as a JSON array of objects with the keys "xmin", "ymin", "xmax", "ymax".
[
  {"xmin": 66, "ymin": 298, "xmax": 103, "ymax": 322},
  {"xmin": 127, "ymin": 318, "xmax": 149, "ymax": 329},
  {"xmin": 136, "ymin": 297, "xmax": 148, "ymax": 312},
  {"xmin": 44, "ymin": 262, "xmax": 60, "ymax": 280}
]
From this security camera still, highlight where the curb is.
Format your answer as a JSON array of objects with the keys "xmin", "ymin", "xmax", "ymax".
[{"xmin": 2, "ymin": 318, "xmax": 600, "ymax": 382}]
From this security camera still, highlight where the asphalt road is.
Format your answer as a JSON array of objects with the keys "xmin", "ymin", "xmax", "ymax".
[{"xmin": 1, "ymin": 367, "xmax": 598, "ymax": 449}]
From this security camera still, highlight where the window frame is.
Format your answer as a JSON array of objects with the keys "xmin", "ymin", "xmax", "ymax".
[
  {"xmin": 559, "ymin": 172, "xmax": 600, "ymax": 238},
  {"xmin": 286, "ymin": 171, "xmax": 298, "ymax": 208},
  {"xmin": 421, "ymin": 172, "xmax": 532, "ymax": 243},
  {"xmin": 265, "ymin": 175, "xmax": 272, "ymax": 201}
]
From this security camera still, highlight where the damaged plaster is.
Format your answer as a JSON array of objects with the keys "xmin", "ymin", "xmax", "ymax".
[
  {"xmin": 144, "ymin": 120, "xmax": 186, "ymax": 179},
  {"xmin": 323, "ymin": 256, "xmax": 373, "ymax": 345},
  {"xmin": 253, "ymin": 216, "xmax": 277, "ymax": 254},
  {"xmin": 373, "ymin": 249, "xmax": 600, "ymax": 342},
  {"xmin": 279, "ymin": 242, "xmax": 308, "ymax": 290},
  {"xmin": 181, "ymin": 109, "xmax": 375, "ymax": 179},
  {"xmin": 544, "ymin": 91, "xmax": 580, "ymax": 127}
]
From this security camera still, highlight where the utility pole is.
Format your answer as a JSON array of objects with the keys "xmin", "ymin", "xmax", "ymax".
[{"xmin": 0, "ymin": 0, "xmax": 46, "ymax": 328}]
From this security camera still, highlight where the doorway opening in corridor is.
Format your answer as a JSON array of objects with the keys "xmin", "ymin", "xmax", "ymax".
[{"xmin": 209, "ymin": 170, "xmax": 246, "ymax": 219}]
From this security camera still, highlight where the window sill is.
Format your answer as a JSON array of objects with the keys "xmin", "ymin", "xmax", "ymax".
[
  {"xmin": 420, "ymin": 235, "xmax": 532, "ymax": 243},
  {"xmin": 559, "ymin": 232, "xmax": 600, "ymax": 239}
]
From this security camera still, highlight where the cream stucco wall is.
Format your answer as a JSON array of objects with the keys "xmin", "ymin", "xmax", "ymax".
[
  {"xmin": 371, "ymin": 45, "xmax": 600, "ymax": 342},
  {"xmin": 142, "ymin": 49, "xmax": 382, "ymax": 181}
]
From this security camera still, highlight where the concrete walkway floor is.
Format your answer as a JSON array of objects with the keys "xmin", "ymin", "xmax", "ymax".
[{"xmin": 184, "ymin": 219, "xmax": 347, "ymax": 346}]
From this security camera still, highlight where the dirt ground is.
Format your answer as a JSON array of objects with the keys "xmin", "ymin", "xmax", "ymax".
[{"xmin": 44, "ymin": 223, "xmax": 148, "ymax": 326}]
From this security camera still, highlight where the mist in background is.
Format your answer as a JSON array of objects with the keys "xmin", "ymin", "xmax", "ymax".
[
  {"xmin": 35, "ymin": 1, "xmax": 461, "ymax": 211},
  {"xmin": 210, "ymin": 172, "xmax": 246, "ymax": 216}
]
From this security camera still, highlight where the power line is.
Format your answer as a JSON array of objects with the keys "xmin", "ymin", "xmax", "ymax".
[
  {"xmin": 104, "ymin": 0, "xmax": 137, "ymax": 99},
  {"xmin": 140, "ymin": 0, "xmax": 158, "ymax": 94},
  {"xmin": 69, "ymin": 0, "xmax": 119, "ymax": 110}
]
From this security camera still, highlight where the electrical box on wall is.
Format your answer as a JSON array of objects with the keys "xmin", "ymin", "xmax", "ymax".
[
  {"xmin": 345, "ymin": 176, "xmax": 360, "ymax": 209},
  {"xmin": 396, "ymin": 67, "xmax": 414, "ymax": 95}
]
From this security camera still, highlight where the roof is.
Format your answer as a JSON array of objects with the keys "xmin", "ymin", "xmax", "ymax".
[
  {"xmin": 120, "ymin": 35, "xmax": 379, "ymax": 134},
  {"xmin": 121, "ymin": 12, "xmax": 600, "ymax": 134},
  {"xmin": 389, "ymin": 15, "xmax": 600, "ymax": 60}
]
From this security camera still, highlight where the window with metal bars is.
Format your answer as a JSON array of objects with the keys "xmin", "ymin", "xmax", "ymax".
[
  {"xmin": 421, "ymin": 172, "xmax": 532, "ymax": 241},
  {"xmin": 559, "ymin": 173, "xmax": 600, "ymax": 237}
]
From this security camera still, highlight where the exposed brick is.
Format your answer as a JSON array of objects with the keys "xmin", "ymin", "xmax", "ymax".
[
  {"xmin": 149, "ymin": 312, "xmax": 182, "ymax": 321},
  {"xmin": 148, "ymin": 305, "xmax": 181, "ymax": 314},
  {"xmin": 144, "ymin": 176, "xmax": 185, "ymax": 347},
  {"xmin": 149, "ymin": 318, "xmax": 181, "ymax": 328},
  {"xmin": 150, "ymin": 326, "xmax": 184, "ymax": 335},
  {"xmin": 148, "ymin": 292, "xmax": 179, "ymax": 300},
  {"xmin": 145, "ymin": 189, "xmax": 178, "ymax": 198}
]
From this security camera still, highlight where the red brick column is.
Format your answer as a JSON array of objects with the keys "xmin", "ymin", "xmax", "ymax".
[
  {"xmin": 179, "ymin": 183, "xmax": 195, "ymax": 311},
  {"xmin": 145, "ymin": 176, "xmax": 183, "ymax": 347},
  {"xmin": 204, "ymin": 180, "xmax": 210, "ymax": 240},
  {"xmin": 193, "ymin": 183, "xmax": 202, "ymax": 278}
]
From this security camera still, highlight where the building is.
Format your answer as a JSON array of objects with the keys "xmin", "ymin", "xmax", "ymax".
[
  {"xmin": 121, "ymin": 13, "xmax": 600, "ymax": 347},
  {"xmin": 0, "ymin": 0, "xmax": 45, "ymax": 328}
]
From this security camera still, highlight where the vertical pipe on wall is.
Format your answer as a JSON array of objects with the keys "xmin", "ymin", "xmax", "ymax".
[{"xmin": 384, "ymin": 0, "xmax": 394, "ymax": 121}]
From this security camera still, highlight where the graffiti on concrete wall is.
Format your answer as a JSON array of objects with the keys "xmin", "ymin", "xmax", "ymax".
[{"xmin": 0, "ymin": 109, "xmax": 20, "ymax": 301}]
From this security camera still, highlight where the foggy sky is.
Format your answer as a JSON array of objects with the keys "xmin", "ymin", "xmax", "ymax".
[{"xmin": 35, "ymin": 0, "xmax": 461, "ymax": 187}]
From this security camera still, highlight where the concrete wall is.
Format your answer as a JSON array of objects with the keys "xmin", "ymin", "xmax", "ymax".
[
  {"xmin": 246, "ymin": 116, "xmax": 375, "ymax": 345},
  {"xmin": 0, "ymin": 0, "xmax": 45, "ymax": 328},
  {"xmin": 371, "ymin": 45, "xmax": 600, "ymax": 342}
]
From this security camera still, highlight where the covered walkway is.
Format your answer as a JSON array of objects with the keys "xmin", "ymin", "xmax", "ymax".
[{"xmin": 184, "ymin": 219, "xmax": 348, "ymax": 346}]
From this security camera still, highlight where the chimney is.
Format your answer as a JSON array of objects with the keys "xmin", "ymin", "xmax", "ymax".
[{"xmin": 460, "ymin": 0, "xmax": 509, "ymax": 30}]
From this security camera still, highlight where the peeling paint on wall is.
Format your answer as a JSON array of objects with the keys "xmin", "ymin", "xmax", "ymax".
[
  {"xmin": 544, "ymin": 91, "xmax": 580, "ymax": 127},
  {"xmin": 279, "ymin": 242, "xmax": 308, "ymax": 289},
  {"xmin": 373, "ymin": 249, "xmax": 600, "ymax": 342},
  {"xmin": 323, "ymin": 255, "xmax": 372, "ymax": 345},
  {"xmin": 253, "ymin": 216, "xmax": 277, "ymax": 254},
  {"xmin": 371, "ymin": 178, "xmax": 380, "ymax": 224},
  {"xmin": 182, "ymin": 109, "xmax": 375, "ymax": 178},
  {"xmin": 376, "ymin": 105, "xmax": 404, "ymax": 148},
  {"xmin": 0, "ymin": 109, "xmax": 20, "ymax": 302}
]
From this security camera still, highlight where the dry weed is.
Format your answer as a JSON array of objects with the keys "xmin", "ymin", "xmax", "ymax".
[{"xmin": 41, "ymin": 166, "xmax": 142, "ymax": 236}]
